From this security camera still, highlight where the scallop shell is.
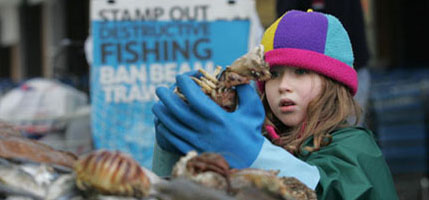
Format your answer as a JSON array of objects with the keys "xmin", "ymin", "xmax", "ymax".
[{"xmin": 74, "ymin": 150, "xmax": 150, "ymax": 197}]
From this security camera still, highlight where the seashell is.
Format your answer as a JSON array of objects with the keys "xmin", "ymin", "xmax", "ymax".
[
  {"xmin": 230, "ymin": 168, "xmax": 317, "ymax": 200},
  {"xmin": 74, "ymin": 150, "xmax": 150, "ymax": 198},
  {"xmin": 281, "ymin": 177, "xmax": 317, "ymax": 200},
  {"xmin": 171, "ymin": 152, "xmax": 316, "ymax": 200},
  {"xmin": 172, "ymin": 151, "xmax": 229, "ymax": 190},
  {"xmin": 153, "ymin": 177, "xmax": 236, "ymax": 200},
  {"xmin": 229, "ymin": 168, "xmax": 292, "ymax": 199}
]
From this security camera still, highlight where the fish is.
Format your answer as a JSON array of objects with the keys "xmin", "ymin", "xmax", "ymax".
[
  {"xmin": 152, "ymin": 178, "xmax": 235, "ymax": 200},
  {"xmin": 45, "ymin": 174, "xmax": 79, "ymax": 200},
  {"xmin": 0, "ymin": 162, "xmax": 48, "ymax": 199}
]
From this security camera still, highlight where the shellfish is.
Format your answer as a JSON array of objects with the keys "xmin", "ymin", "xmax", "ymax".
[
  {"xmin": 176, "ymin": 44, "xmax": 271, "ymax": 112},
  {"xmin": 74, "ymin": 150, "xmax": 151, "ymax": 198},
  {"xmin": 172, "ymin": 151, "xmax": 230, "ymax": 191},
  {"xmin": 172, "ymin": 151, "xmax": 317, "ymax": 200}
]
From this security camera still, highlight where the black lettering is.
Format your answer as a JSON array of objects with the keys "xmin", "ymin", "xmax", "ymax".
[
  {"xmin": 200, "ymin": 5, "xmax": 209, "ymax": 20},
  {"xmin": 132, "ymin": 25, "xmax": 141, "ymax": 37},
  {"xmin": 122, "ymin": 10, "xmax": 132, "ymax": 21},
  {"xmin": 193, "ymin": 38, "xmax": 211, "ymax": 60},
  {"xmin": 177, "ymin": 23, "xmax": 189, "ymax": 35},
  {"xmin": 169, "ymin": 6, "xmax": 182, "ymax": 20},
  {"xmin": 172, "ymin": 40, "xmax": 189, "ymax": 60},
  {"xmin": 161, "ymin": 25, "xmax": 173, "ymax": 37},
  {"xmin": 125, "ymin": 41, "xmax": 138, "ymax": 62},
  {"xmin": 120, "ymin": 26, "xmax": 131, "ymax": 38},
  {"xmin": 101, "ymin": 43, "xmax": 115, "ymax": 64},
  {"xmin": 154, "ymin": 7, "xmax": 164, "ymax": 20},
  {"xmin": 134, "ymin": 9, "xmax": 143, "ymax": 20},
  {"xmin": 145, "ymin": 9, "xmax": 154, "ymax": 20},
  {"xmin": 99, "ymin": 10, "xmax": 109, "ymax": 21},
  {"xmin": 142, "ymin": 42, "xmax": 160, "ymax": 61},
  {"xmin": 111, "ymin": 9, "xmax": 120, "ymax": 21},
  {"xmin": 201, "ymin": 23, "xmax": 210, "ymax": 36},
  {"xmin": 163, "ymin": 41, "xmax": 169, "ymax": 61},
  {"xmin": 100, "ymin": 26, "xmax": 114, "ymax": 39},
  {"xmin": 135, "ymin": 9, "xmax": 150, "ymax": 20},
  {"xmin": 98, "ymin": 8, "xmax": 166, "ymax": 22},
  {"xmin": 116, "ymin": 43, "xmax": 122, "ymax": 62},
  {"xmin": 192, "ymin": 24, "xmax": 204, "ymax": 35}
]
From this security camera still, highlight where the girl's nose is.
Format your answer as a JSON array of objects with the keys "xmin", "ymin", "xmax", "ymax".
[{"xmin": 278, "ymin": 73, "xmax": 293, "ymax": 93}]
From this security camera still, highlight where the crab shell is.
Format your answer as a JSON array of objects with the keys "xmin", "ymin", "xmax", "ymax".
[
  {"xmin": 172, "ymin": 151, "xmax": 229, "ymax": 190},
  {"xmin": 74, "ymin": 150, "xmax": 151, "ymax": 198},
  {"xmin": 229, "ymin": 169, "xmax": 291, "ymax": 198},
  {"xmin": 212, "ymin": 89, "xmax": 237, "ymax": 113}
]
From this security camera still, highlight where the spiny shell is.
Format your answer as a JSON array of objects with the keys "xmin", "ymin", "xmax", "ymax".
[
  {"xmin": 281, "ymin": 177, "xmax": 317, "ymax": 200},
  {"xmin": 230, "ymin": 169, "xmax": 294, "ymax": 199},
  {"xmin": 172, "ymin": 151, "xmax": 229, "ymax": 190},
  {"xmin": 74, "ymin": 150, "xmax": 150, "ymax": 198},
  {"xmin": 231, "ymin": 169, "xmax": 317, "ymax": 200}
]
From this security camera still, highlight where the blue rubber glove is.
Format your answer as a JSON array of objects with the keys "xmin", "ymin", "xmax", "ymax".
[
  {"xmin": 154, "ymin": 115, "xmax": 181, "ymax": 154},
  {"xmin": 153, "ymin": 70, "xmax": 200, "ymax": 154},
  {"xmin": 152, "ymin": 73, "xmax": 265, "ymax": 169}
]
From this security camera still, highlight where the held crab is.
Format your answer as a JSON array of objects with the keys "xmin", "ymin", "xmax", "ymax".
[{"xmin": 175, "ymin": 44, "xmax": 271, "ymax": 112}]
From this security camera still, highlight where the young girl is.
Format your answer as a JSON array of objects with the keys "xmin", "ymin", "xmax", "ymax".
[{"xmin": 152, "ymin": 10, "xmax": 398, "ymax": 199}]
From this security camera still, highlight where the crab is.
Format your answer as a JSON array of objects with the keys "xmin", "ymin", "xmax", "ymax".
[
  {"xmin": 229, "ymin": 168, "xmax": 296, "ymax": 199},
  {"xmin": 176, "ymin": 44, "xmax": 271, "ymax": 112},
  {"xmin": 280, "ymin": 176, "xmax": 318, "ymax": 200},
  {"xmin": 73, "ymin": 150, "xmax": 151, "ymax": 198},
  {"xmin": 172, "ymin": 151, "xmax": 230, "ymax": 191},
  {"xmin": 172, "ymin": 151, "xmax": 317, "ymax": 200}
]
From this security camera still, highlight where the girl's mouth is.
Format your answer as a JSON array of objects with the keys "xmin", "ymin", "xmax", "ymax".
[{"xmin": 279, "ymin": 99, "xmax": 296, "ymax": 112}]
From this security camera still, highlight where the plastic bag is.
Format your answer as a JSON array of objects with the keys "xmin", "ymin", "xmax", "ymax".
[{"xmin": 0, "ymin": 78, "xmax": 88, "ymax": 136}]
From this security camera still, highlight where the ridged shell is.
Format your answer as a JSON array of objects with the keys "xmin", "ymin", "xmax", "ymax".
[{"xmin": 74, "ymin": 150, "xmax": 150, "ymax": 197}]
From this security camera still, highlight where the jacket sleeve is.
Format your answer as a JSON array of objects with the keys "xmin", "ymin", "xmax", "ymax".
[
  {"xmin": 303, "ymin": 128, "xmax": 398, "ymax": 200},
  {"xmin": 250, "ymin": 138, "xmax": 321, "ymax": 189}
]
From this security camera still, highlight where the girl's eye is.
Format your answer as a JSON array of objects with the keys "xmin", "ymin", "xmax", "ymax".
[
  {"xmin": 270, "ymin": 70, "xmax": 280, "ymax": 78},
  {"xmin": 295, "ymin": 69, "xmax": 309, "ymax": 75}
]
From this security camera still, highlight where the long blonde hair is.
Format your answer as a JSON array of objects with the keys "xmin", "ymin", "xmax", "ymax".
[{"xmin": 261, "ymin": 75, "xmax": 362, "ymax": 155}]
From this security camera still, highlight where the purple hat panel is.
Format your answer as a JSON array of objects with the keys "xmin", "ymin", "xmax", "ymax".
[{"xmin": 273, "ymin": 10, "xmax": 328, "ymax": 54}]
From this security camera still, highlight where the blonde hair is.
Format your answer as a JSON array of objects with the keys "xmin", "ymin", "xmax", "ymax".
[{"xmin": 261, "ymin": 75, "xmax": 362, "ymax": 155}]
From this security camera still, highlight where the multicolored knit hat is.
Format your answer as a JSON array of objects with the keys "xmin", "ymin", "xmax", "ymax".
[{"xmin": 257, "ymin": 10, "xmax": 358, "ymax": 96}]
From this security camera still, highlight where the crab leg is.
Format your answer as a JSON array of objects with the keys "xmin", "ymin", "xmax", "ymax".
[
  {"xmin": 174, "ymin": 88, "xmax": 186, "ymax": 100},
  {"xmin": 191, "ymin": 77, "xmax": 213, "ymax": 93},
  {"xmin": 200, "ymin": 77, "xmax": 217, "ymax": 89},
  {"xmin": 213, "ymin": 66, "xmax": 223, "ymax": 77},
  {"xmin": 198, "ymin": 69, "xmax": 218, "ymax": 84}
]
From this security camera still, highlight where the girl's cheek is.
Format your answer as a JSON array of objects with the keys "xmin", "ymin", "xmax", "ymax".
[{"xmin": 265, "ymin": 80, "xmax": 277, "ymax": 92}]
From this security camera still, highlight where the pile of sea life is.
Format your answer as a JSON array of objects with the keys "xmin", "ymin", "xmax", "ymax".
[
  {"xmin": 0, "ymin": 120, "xmax": 316, "ymax": 200},
  {"xmin": 0, "ymin": 46, "xmax": 316, "ymax": 200}
]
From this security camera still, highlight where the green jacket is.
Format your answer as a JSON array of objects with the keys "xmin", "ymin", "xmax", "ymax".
[
  {"xmin": 299, "ymin": 127, "xmax": 398, "ymax": 200},
  {"xmin": 152, "ymin": 127, "xmax": 398, "ymax": 199}
]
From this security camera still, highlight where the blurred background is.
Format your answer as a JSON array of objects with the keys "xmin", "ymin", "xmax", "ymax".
[{"xmin": 0, "ymin": 0, "xmax": 428, "ymax": 199}]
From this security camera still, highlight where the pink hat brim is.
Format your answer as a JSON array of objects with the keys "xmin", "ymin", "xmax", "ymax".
[{"xmin": 257, "ymin": 48, "xmax": 358, "ymax": 96}]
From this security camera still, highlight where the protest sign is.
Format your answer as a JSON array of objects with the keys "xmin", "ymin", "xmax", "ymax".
[{"xmin": 90, "ymin": 0, "xmax": 262, "ymax": 168}]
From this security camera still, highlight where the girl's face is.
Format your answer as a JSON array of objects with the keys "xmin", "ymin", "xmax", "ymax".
[{"xmin": 265, "ymin": 66, "xmax": 323, "ymax": 127}]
